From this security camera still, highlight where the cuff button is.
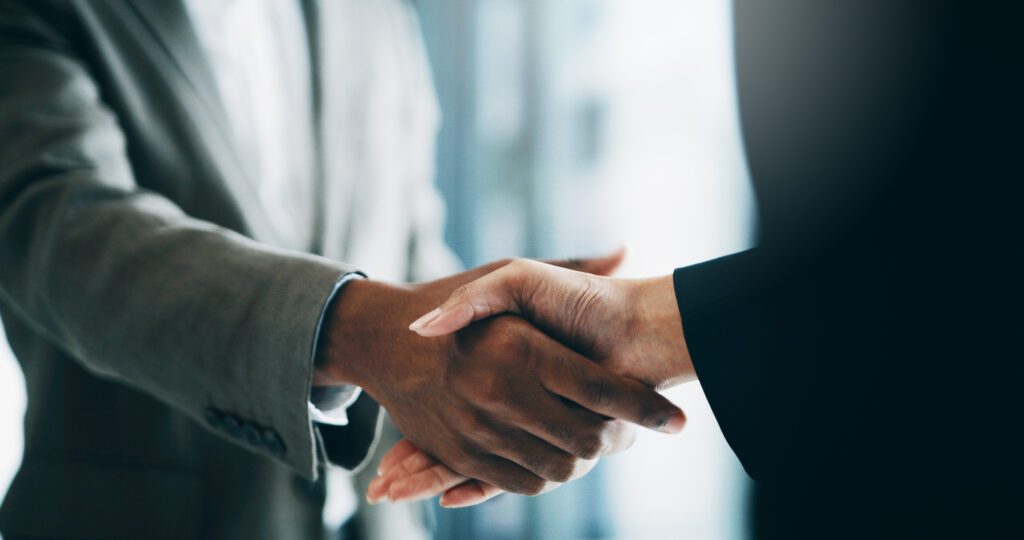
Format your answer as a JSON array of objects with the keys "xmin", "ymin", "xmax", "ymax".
[
  {"xmin": 221, "ymin": 414, "xmax": 243, "ymax": 438},
  {"xmin": 262, "ymin": 429, "xmax": 286, "ymax": 457},
  {"xmin": 203, "ymin": 407, "xmax": 223, "ymax": 429},
  {"xmin": 242, "ymin": 422, "xmax": 263, "ymax": 447}
]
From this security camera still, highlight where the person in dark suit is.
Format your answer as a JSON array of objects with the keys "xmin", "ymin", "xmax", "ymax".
[{"xmin": 371, "ymin": 1, "xmax": 1023, "ymax": 537}]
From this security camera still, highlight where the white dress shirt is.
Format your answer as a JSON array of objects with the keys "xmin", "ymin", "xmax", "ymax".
[
  {"xmin": 183, "ymin": 0, "xmax": 461, "ymax": 534},
  {"xmin": 185, "ymin": 0, "xmax": 316, "ymax": 250}
]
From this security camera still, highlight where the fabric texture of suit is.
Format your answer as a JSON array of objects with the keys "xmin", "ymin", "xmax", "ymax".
[
  {"xmin": 674, "ymin": 1, "xmax": 1021, "ymax": 538},
  {"xmin": 0, "ymin": 0, "xmax": 458, "ymax": 538}
]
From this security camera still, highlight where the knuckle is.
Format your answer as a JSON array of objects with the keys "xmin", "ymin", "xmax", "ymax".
[
  {"xmin": 471, "ymin": 424, "xmax": 507, "ymax": 452},
  {"xmin": 449, "ymin": 451, "xmax": 477, "ymax": 476},
  {"xmin": 457, "ymin": 410, "xmax": 486, "ymax": 436},
  {"xmin": 516, "ymin": 476, "xmax": 548, "ymax": 497},
  {"xmin": 508, "ymin": 258, "xmax": 539, "ymax": 283},
  {"xmin": 495, "ymin": 324, "xmax": 530, "ymax": 357},
  {"xmin": 508, "ymin": 257, "xmax": 531, "ymax": 270},
  {"xmin": 542, "ymin": 418, "xmax": 576, "ymax": 448},
  {"xmin": 476, "ymin": 372, "xmax": 506, "ymax": 402},
  {"xmin": 449, "ymin": 370, "xmax": 477, "ymax": 398},
  {"xmin": 545, "ymin": 457, "xmax": 577, "ymax": 483},
  {"xmin": 497, "ymin": 467, "xmax": 543, "ymax": 496},
  {"xmin": 575, "ymin": 433, "xmax": 606, "ymax": 460},
  {"xmin": 449, "ymin": 285, "xmax": 469, "ymax": 301},
  {"xmin": 520, "ymin": 449, "xmax": 567, "ymax": 483}
]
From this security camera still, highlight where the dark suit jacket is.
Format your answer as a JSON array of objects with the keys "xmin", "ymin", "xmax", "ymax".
[{"xmin": 674, "ymin": 2, "xmax": 1022, "ymax": 538}]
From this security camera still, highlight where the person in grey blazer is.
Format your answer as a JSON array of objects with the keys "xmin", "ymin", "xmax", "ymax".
[{"xmin": 0, "ymin": 1, "xmax": 683, "ymax": 538}]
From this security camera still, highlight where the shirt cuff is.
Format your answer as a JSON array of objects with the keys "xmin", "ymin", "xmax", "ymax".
[
  {"xmin": 309, "ymin": 385, "xmax": 363, "ymax": 426},
  {"xmin": 308, "ymin": 272, "xmax": 365, "ymax": 426}
]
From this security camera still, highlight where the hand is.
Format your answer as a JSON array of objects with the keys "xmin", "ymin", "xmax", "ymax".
[
  {"xmin": 316, "ymin": 255, "xmax": 686, "ymax": 497},
  {"xmin": 368, "ymin": 438, "xmax": 506, "ymax": 508},
  {"xmin": 410, "ymin": 258, "xmax": 694, "ymax": 389},
  {"xmin": 369, "ymin": 257, "xmax": 696, "ymax": 507}
]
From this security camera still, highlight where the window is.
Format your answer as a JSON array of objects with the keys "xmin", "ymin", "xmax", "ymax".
[{"xmin": 418, "ymin": 1, "xmax": 755, "ymax": 538}]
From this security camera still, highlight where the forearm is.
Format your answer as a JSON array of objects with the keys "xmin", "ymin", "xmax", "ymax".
[
  {"xmin": 0, "ymin": 182, "xmax": 353, "ymax": 474},
  {"xmin": 0, "ymin": 37, "xmax": 361, "ymax": 477}
]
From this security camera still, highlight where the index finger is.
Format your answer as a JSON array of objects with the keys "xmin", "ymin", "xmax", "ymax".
[{"xmin": 542, "ymin": 247, "xmax": 625, "ymax": 277}]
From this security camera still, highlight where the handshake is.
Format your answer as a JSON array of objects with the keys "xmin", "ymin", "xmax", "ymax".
[{"xmin": 314, "ymin": 251, "xmax": 695, "ymax": 508}]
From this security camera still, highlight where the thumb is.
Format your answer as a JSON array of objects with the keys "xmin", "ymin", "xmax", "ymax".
[
  {"xmin": 409, "ymin": 262, "xmax": 534, "ymax": 337},
  {"xmin": 544, "ymin": 246, "xmax": 625, "ymax": 277}
]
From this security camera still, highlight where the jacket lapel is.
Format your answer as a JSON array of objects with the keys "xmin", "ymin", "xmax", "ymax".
[
  {"xmin": 123, "ymin": 0, "xmax": 283, "ymax": 245},
  {"xmin": 125, "ymin": 0, "xmax": 230, "ymax": 140}
]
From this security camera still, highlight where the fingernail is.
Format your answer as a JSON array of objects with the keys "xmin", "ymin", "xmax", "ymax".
[
  {"xmin": 660, "ymin": 412, "xmax": 686, "ymax": 434},
  {"xmin": 366, "ymin": 477, "xmax": 387, "ymax": 504},
  {"xmin": 409, "ymin": 308, "xmax": 442, "ymax": 332},
  {"xmin": 439, "ymin": 495, "xmax": 450, "ymax": 508}
]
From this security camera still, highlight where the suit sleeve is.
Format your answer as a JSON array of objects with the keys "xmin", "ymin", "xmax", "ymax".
[
  {"xmin": 674, "ymin": 244, "xmax": 883, "ymax": 483},
  {"xmin": 0, "ymin": 4, "xmax": 353, "ymax": 479},
  {"xmin": 673, "ymin": 250, "xmax": 773, "ymax": 479}
]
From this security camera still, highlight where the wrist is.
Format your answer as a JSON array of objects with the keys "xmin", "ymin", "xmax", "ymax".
[
  {"xmin": 314, "ymin": 279, "xmax": 424, "ymax": 393},
  {"xmin": 631, "ymin": 275, "xmax": 695, "ymax": 388}
]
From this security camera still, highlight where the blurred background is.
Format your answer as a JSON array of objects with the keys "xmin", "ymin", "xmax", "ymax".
[{"xmin": 1, "ymin": 0, "xmax": 755, "ymax": 538}]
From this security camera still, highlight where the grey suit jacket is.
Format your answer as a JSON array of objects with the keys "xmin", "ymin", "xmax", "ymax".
[{"xmin": 0, "ymin": 0, "xmax": 456, "ymax": 537}]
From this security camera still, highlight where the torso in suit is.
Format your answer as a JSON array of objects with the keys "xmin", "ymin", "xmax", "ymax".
[
  {"xmin": 0, "ymin": 1, "xmax": 458, "ymax": 538},
  {"xmin": 675, "ymin": 1, "xmax": 1022, "ymax": 538}
]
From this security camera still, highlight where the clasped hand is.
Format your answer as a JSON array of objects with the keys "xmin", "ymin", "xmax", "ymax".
[
  {"xmin": 315, "ymin": 254, "xmax": 689, "ymax": 505},
  {"xmin": 348, "ymin": 255, "xmax": 696, "ymax": 507}
]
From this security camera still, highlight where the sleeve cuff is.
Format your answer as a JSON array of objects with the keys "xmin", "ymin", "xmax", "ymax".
[
  {"xmin": 673, "ymin": 249, "xmax": 758, "ymax": 320},
  {"xmin": 673, "ymin": 248, "xmax": 769, "ymax": 479},
  {"xmin": 308, "ymin": 272, "xmax": 366, "ymax": 427}
]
